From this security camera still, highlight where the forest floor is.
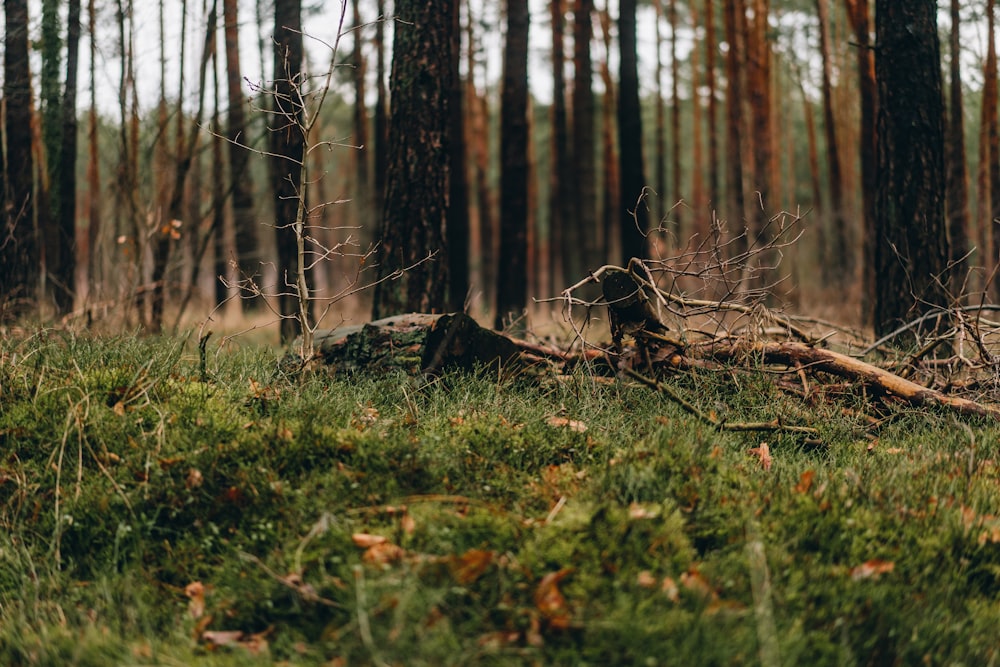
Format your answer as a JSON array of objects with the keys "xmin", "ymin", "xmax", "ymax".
[{"xmin": 2, "ymin": 328, "xmax": 1000, "ymax": 665}]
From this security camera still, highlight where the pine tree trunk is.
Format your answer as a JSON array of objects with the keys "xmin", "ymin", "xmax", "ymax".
[
  {"xmin": 597, "ymin": 6, "xmax": 621, "ymax": 266},
  {"xmin": 269, "ymin": 0, "xmax": 304, "ymax": 342},
  {"xmin": 495, "ymin": 0, "xmax": 530, "ymax": 329},
  {"xmin": 704, "ymin": 0, "xmax": 720, "ymax": 209},
  {"xmin": 572, "ymin": 0, "xmax": 597, "ymax": 272},
  {"xmin": 447, "ymin": 0, "xmax": 470, "ymax": 312},
  {"xmin": 1, "ymin": 0, "xmax": 37, "ymax": 318},
  {"xmin": 549, "ymin": 0, "xmax": 569, "ymax": 293},
  {"xmin": 946, "ymin": 0, "xmax": 969, "ymax": 290},
  {"xmin": 372, "ymin": 0, "xmax": 454, "ymax": 319},
  {"xmin": 873, "ymin": 0, "xmax": 950, "ymax": 335},
  {"xmin": 223, "ymin": 0, "xmax": 257, "ymax": 303},
  {"xmin": 618, "ymin": 0, "xmax": 649, "ymax": 263},
  {"xmin": 86, "ymin": 0, "xmax": 101, "ymax": 304},
  {"xmin": 722, "ymin": 0, "xmax": 746, "ymax": 256}
]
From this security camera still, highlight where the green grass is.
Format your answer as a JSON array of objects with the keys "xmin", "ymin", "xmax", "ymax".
[{"xmin": 2, "ymin": 330, "xmax": 1000, "ymax": 665}]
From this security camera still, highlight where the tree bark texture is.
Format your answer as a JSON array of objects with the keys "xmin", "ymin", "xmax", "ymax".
[
  {"xmin": 873, "ymin": 0, "xmax": 950, "ymax": 336},
  {"xmin": 372, "ymin": 0, "xmax": 454, "ymax": 319},
  {"xmin": 945, "ymin": 0, "xmax": 969, "ymax": 287},
  {"xmin": 549, "ymin": 0, "xmax": 569, "ymax": 293},
  {"xmin": 722, "ymin": 0, "xmax": 746, "ymax": 255},
  {"xmin": 495, "ymin": 0, "xmax": 530, "ymax": 329},
  {"xmin": 617, "ymin": 0, "xmax": 648, "ymax": 263},
  {"xmin": 224, "ymin": 0, "xmax": 257, "ymax": 278},
  {"xmin": 572, "ymin": 0, "xmax": 597, "ymax": 273},
  {"xmin": 447, "ymin": 0, "xmax": 470, "ymax": 312},
  {"xmin": 2, "ymin": 0, "xmax": 38, "ymax": 318},
  {"xmin": 269, "ymin": 0, "xmax": 304, "ymax": 343}
]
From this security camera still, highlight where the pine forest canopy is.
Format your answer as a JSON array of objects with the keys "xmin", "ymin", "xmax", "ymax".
[{"xmin": 0, "ymin": 0, "xmax": 997, "ymax": 342}]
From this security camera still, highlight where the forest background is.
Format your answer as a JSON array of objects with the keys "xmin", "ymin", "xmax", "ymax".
[{"xmin": 0, "ymin": 0, "xmax": 997, "ymax": 344}]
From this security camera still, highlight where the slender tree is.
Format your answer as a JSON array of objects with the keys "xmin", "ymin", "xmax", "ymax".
[
  {"xmin": 704, "ymin": 0, "xmax": 720, "ymax": 208},
  {"xmin": 52, "ymin": 0, "xmax": 81, "ymax": 313},
  {"xmin": 722, "ymin": 0, "xmax": 746, "ymax": 253},
  {"xmin": 269, "ymin": 0, "xmax": 304, "ymax": 342},
  {"xmin": 977, "ymin": 0, "xmax": 997, "ymax": 294},
  {"xmin": 572, "ymin": 0, "xmax": 597, "ymax": 272},
  {"xmin": 946, "ymin": 0, "xmax": 969, "ymax": 287},
  {"xmin": 86, "ymin": 0, "xmax": 101, "ymax": 300},
  {"xmin": 669, "ymin": 0, "xmax": 681, "ymax": 229},
  {"xmin": 447, "ymin": 0, "xmax": 470, "ymax": 311},
  {"xmin": 372, "ymin": 0, "xmax": 455, "ymax": 318},
  {"xmin": 549, "ymin": 0, "xmax": 570, "ymax": 292},
  {"xmin": 873, "ymin": 0, "xmax": 950, "ymax": 335},
  {"xmin": 373, "ymin": 0, "xmax": 389, "ymax": 221},
  {"xmin": 2, "ymin": 0, "xmax": 37, "ymax": 317},
  {"xmin": 618, "ymin": 0, "xmax": 648, "ymax": 262},
  {"xmin": 223, "ymin": 0, "xmax": 257, "ymax": 293},
  {"xmin": 845, "ymin": 0, "xmax": 876, "ymax": 320},
  {"xmin": 597, "ymin": 4, "xmax": 621, "ymax": 264},
  {"xmin": 816, "ymin": 0, "xmax": 850, "ymax": 285},
  {"xmin": 495, "ymin": 0, "xmax": 530, "ymax": 329}
]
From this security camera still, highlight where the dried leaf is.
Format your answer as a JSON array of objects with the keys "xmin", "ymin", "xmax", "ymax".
[
  {"xmin": 401, "ymin": 511, "xmax": 416, "ymax": 536},
  {"xmin": 112, "ymin": 401, "xmax": 126, "ymax": 417},
  {"xmin": 545, "ymin": 416, "xmax": 587, "ymax": 433},
  {"xmin": 185, "ymin": 581, "xmax": 205, "ymax": 619},
  {"xmin": 351, "ymin": 533, "xmax": 387, "ymax": 548},
  {"xmin": 794, "ymin": 469, "xmax": 815, "ymax": 495},
  {"xmin": 636, "ymin": 570, "xmax": 657, "ymax": 588},
  {"xmin": 362, "ymin": 542, "xmax": 406, "ymax": 565},
  {"xmin": 450, "ymin": 549, "xmax": 495, "ymax": 584},
  {"xmin": 201, "ymin": 630, "xmax": 243, "ymax": 648},
  {"xmin": 534, "ymin": 568, "xmax": 572, "ymax": 628},
  {"xmin": 850, "ymin": 559, "xmax": 895, "ymax": 581},
  {"xmin": 680, "ymin": 569, "xmax": 716, "ymax": 601},
  {"xmin": 749, "ymin": 443, "xmax": 772, "ymax": 471}
]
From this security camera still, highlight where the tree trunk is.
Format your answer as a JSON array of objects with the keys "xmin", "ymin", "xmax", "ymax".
[
  {"xmin": 689, "ymin": 1, "xmax": 705, "ymax": 220},
  {"xmin": 572, "ymin": 0, "xmax": 597, "ymax": 272},
  {"xmin": 669, "ymin": 0, "xmax": 681, "ymax": 232},
  {"xmin": 269, "ymin": 0, "xmax": 304, "ymax": 343},
  {"xmin": 816, "ymin": 0, "xmax": 850, "ymax": 286},
  {"xmin": 945, "ymin": 0, "xmax": 969, "ymax": 290},
  {"xmin": 2, "ymin": 0, "xmax": 37, "ymax": 318},
  {"xmin": 495, "ymin": 0, "xmax": 530, "ymax": 329},
  {"xmin": 988, "ymin": 1, "xmax": 1000, "ymax": 302},
  {"xmin": 373, "ymin": 0, "xmax": 388, "ymax": 221},
  {"xmin": 549, "ymin": 0, "xmax": 569, "ymax": 293},
  {"xmin": 372, "ymin": 0, "xmax": 454, "ymax": 319},
  {"xmin": 744, "ymin": 0, "xmax": 772, "ymax": 246},
  {"xmin": 704, "ymin": 0, "xmax": 720, "ymax": 209},
  {"xmin": 873, "ymin": 0, "xmax": 950, "ymax": 336},
  {"xmin": 86, "ymin": 0, "xmax": 101, "ymax": 303},
  {"xmin": 598, "ymin": 6, "xmax": 621, "ymax": 267},
  {"xmin": 845, "ymin": 0, "xmax": 876, "ymax": 323},
  {"xmin": 653, "ymin": 3, "xmax": 666, "ymax": 227},
  {"xmin": 618, "ymin": 0, "xmax": 648, "ymax": 263},
  {"xmin": 722, "ymin": 0, "xmax": 746, "ymax": 255},
  {"xmin": 447, "ymin": 0, "xmax": 470, "ymax": 312},
  {"xmin": 977, "ymin": 0, "xmax": 997, "ymax": 297},
  {"xmin": 223, "ymin": 0, "xmax": 257, "ymax": 303}
]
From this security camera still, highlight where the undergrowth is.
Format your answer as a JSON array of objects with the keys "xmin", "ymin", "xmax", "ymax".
[{"xmin": 1, "ymin": 331, "xmax": 999, "ymax": 665}]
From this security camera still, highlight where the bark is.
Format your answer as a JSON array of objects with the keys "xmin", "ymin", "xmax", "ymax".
[
  {"xmin": 722, "ymin": 0, "xmax": 746, "ymax": 254},
  {"xmin": 689, "ymin": 1, "xmax": 705, "ymax": 219},
  {"xmin": 945, "ymin": 0, "xmax": 969, "ymax": 289},
  {"xmin": 572, "ymin": 0, "xmax": 597, "ymax": 272},
  {"xmin": 597, "ymin": 6, "xmax": 620, "ymax": 266},
  {"xmin": 2, "ymin": 0, "xmax": 38, "ymax": 318},
  {"xmin": 269, "ymin": 0, "xmax": 304, "ymax": 343},
  {"xmin": 816, "ymin": 0, "xmax": 850, "ymax": 285},
  {"xmin": 495, "ymin": 0, "xmax": 530, "ymax": 329},
  {"xmin": 618, "ymin": 0, "xmax": 649, "ymax": 263},
  {"xmin": 373, "ymin": 0, "xmax": 388, "ymax": 219},
  {"xmin": 986, "ymin": 0, "xmax": 1000, "ymax": 300},
  {"xmin": 704, "ymin": 0, "xmax": 720, "ymax": 208},
  {"xmin": 845, "ymin": 0, "xmax": 877, "ymax": 323},
  {"xmin": 873, "ymin": 0, "xmax": 950, "ymax": 336},
  {"xmin": 223, "ymin": 0, "xmax": 257, "ymax": 294},
  {"xmin": 86, "ymin": 0, "xmax": 100, "ymax": 300},
  {"xmin": 744, "ymin": 0, "xmax": 772, "ymax": 242},
  {"xmin": 669, "ymin": 0, "xmax": 681, "ymax": 230},
  {"xmin": 447, "ymin": 0, "xmax": 470, "ymax": 311},
  {"xmin": 653, "ymin": 4, "xmax": 666, "ymax": 226},
  {"xmin": 372, "ymin": 0, "xmax": 454, "ymax": 319},
  {"xmin": 53, "ymin": 0, "xmax": 81, "ymax": 313},
  {"xmin": 549, "ymin": 0, "xmax": 570, "ymax": 292}
]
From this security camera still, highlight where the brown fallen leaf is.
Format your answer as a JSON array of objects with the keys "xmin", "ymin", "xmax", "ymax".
[
  {"xmin": 680, "ymin": 568, "xmax": 716, "ymax": 602},
  {"xmin": 534, "ymin": 568, "xmax": 573, "ymax": 628},
  {"xmin": 449, "ymin": 549, "xmax": 495, "ymax": 584},
  {"xmin": 794, "ymin": 469, "xmax": 815, "ymax": 495},
  {"xmin": 850, "ymin": 559, "xmax": 895, "ymax": 581},
  {"xmin": 661, "ymin": 576, "xmax": 680, "ymax": 603},
  {"xmin": 362, "ymin": 542, "xmax": 406, "ymax": 565},
  {"xmin": 200, "ymin": 630, "xmax": 244, "ymax": 649},
  {"xmin": 184, "ymin": 581, "xmax": 205, "ymax": 619},
  {"xmin": 628, "ymin": 502, "xmax": 659, "ymax": 520},
  {"xmin": 636, "ymin": 570, "xmax": 657, "ymax": 588},
  {"xmin": 351, "ymin": 533, "xmax": 387, "ymax": 548}
]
